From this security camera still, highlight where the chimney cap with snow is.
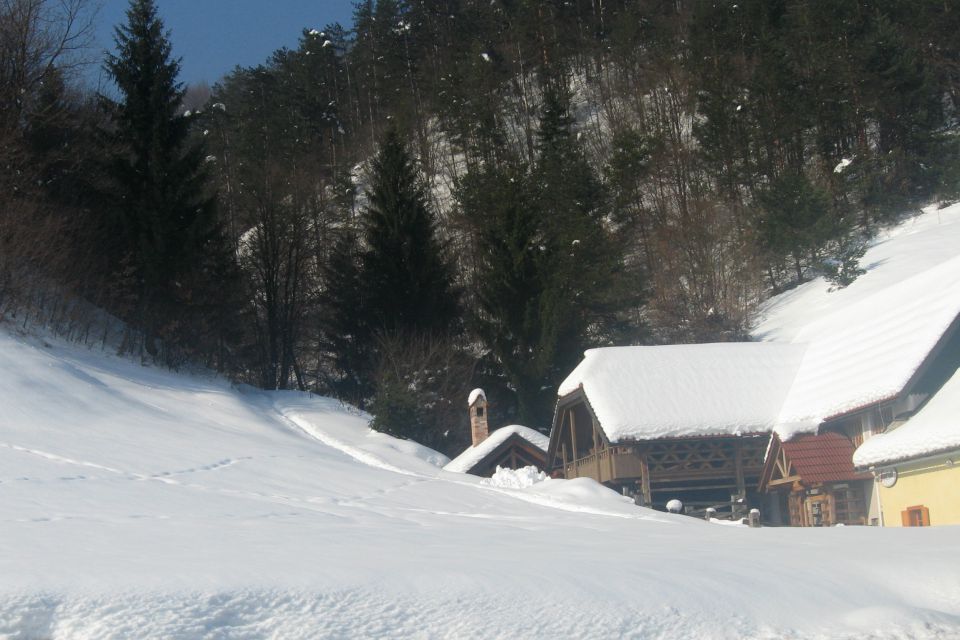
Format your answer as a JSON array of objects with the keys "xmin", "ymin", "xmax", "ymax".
[{"xmin": 468, "ymin": 388, "xmax": 486, "ymax": 407}]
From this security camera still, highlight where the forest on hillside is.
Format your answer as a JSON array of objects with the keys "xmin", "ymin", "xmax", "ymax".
[{"xmin": 1, "ymin": 0, "xmax": 958, "ymax": 454}]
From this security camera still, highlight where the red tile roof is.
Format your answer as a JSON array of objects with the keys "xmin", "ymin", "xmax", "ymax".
[{"xmin": 782, "ymin": 432, "xmax": 872, "ymax": 485}]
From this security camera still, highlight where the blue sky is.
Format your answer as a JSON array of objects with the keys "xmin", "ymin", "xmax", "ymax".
[{"xmin": 90, "ymin": 0, "xmax": 355, "ymax": 88}]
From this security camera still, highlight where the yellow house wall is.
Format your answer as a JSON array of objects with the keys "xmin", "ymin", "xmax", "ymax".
[{"xmin": 879, "ymin": 456, "xmax": 960, "ymax": 526}]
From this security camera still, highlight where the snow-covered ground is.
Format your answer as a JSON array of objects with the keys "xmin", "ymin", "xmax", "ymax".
[{"xmin": 2, "ymin": 326, "xmax": 960, "ymax": 639}]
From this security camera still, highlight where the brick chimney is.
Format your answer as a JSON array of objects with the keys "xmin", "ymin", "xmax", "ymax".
[{"xmin": 468, "ymin": 388, "xmax": 488, "ymax": 447}]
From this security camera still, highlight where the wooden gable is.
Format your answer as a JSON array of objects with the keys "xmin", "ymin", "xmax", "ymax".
[
  {"xmin": 761, "ymin": 432, "xmax": 870, "ymax": 492},
  {"xmin": 546, "ymin": 387, "xmax": 608, "ymax": 473},
  {"xmin": 760, "ymin": 434, "xmax": 800, "ymax": 492},
  {"xmin": 464, "ymin": 433, "xmax": 547, "ymax": 477}
]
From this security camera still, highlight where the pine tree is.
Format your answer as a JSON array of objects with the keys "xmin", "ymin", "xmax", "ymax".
[
  {"xmin": 359, "ymin": 128, "xmax": 459, "ymax": 338},
  {"xmin": 103, "ymin": 0, "xmax": 217, "ymax": 355}
]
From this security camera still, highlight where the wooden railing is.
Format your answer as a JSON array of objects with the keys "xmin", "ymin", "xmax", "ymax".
[{"xmin": 562, "ymin": 447, "xmax": 643, "ymax": 483}]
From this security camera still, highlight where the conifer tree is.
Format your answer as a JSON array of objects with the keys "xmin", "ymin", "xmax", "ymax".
[
  {"xmin": 532, "ymin": 84, "xmax": 637, "ymax": 387},
  {"xmin": 318, "ymin": 228, "xmax": 373, "ymax": 408},
  {"xmin": 463, "ymin": 86, "xmax": 641, "ymax": 426},
  {"xmin": 756, "ymin": 173, "xmax": 833, "ymax": 286},
  {"xmin": 103, "ymin": 0, "xmax": 218, "ymax": 355},
  {"xmin": 460, "ymin": 161, "xmax": 549, "ymax": 424},
  {"xmin": 358, "ymin": 129, "xmax": 461, "ymax": 442},
  {"xmin": 359, "ymin": 129, "xmax": 459, "ymax": 338}
]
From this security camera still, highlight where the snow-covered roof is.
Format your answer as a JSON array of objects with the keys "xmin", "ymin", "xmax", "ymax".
[
  {"xmin": 557, "ymin": 343, "xmax": 805, "ymax": 442},
  {"xmin": 444, "ymin": 425, "xmax": 549, "ymax": 474},
  {"xmin": 853, "ymin": 368, "xmax": 960, "ymax": 468},
  {"xmin": 773, "ymin": 257, "xmax": 960, "ymax": 437},
  {"xmin": 555, "ymin": 205, "xmax": 960, "ymax": 443},
  {"xmin": 755, "ymin": 204, "xmax": 960, "ymax": 438}
]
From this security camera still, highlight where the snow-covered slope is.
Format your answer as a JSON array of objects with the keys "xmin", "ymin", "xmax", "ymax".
[{"xmin": 2, "ymin": 326, "xmax": 960, "ymax": 639}]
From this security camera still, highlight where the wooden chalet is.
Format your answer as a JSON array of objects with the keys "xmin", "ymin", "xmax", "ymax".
[
  {"xmin": 444, "ymin": 389, "xmax": 548, "ymax": 477},
  {"xmin": 546, "ymin": 344, "xmax": 804, "ymax": 513},
  {"xmin": 549, "ymin": 387, "xmax": 768, "ymax": 510},
  {"xmin": 760, "ymin": 432, "xmax": 872, "ymax": 526}
]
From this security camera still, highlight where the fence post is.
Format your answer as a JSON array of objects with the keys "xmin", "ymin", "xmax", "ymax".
[{"xmin": 748, "ymin": 508, "xmax": 761, "ymax": 528}]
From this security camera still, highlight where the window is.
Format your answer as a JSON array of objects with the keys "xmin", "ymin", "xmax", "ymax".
[
  {"xmin": 833, "ymin": 486, "xmax": 864, "ymax": 525},
  {"xmin": 901, "ymin": 505, "xmax": 930, "ymax": 527},
  {"xmin": 476, "ymin": 407, "xmax": 484, "ymax": 417}
]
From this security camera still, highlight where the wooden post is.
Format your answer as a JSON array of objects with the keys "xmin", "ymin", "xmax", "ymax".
[
  {"xmin": 569, "ymin": 410, "xmax": 578, "ymax": 464},
  {"xmin": 705, "ymin": 507, "xmax": 717, "ymax": 521},
  {"xmin": 734, "ymin": 441, "xmax": 746, "ymax": 500},
  {"xmin": 639, "ymin": 450, "xmax": 652, "ymax": 507},
  {"xmin": 748, "ymin": 509, "xmax": 761, "ymax": 528},
  {"xmin": 593, "ymin": 422, "xmax": 603, "ymax": 482}
]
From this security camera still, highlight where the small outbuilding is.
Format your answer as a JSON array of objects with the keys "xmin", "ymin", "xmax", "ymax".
[{"xmin": 444, "ymin": 389, "xmax": 549, "ymax": 477}]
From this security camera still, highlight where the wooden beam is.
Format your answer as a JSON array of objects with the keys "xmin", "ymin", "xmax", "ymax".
[
  {"xmin": 593, "ymin": 421, "xmax": 602, "ymax": 481},
  {"xmin": 640, "ymin": 451, "xmax": 652, "ymax": 506},
  {"xmin": 767, "ymin": 475, "xmax": 802, "ymax": 487},
  {"xmin": 734, "ymin": 442, "xmax": 746, "ymax": 498},
  {"xmin": 569, "ymin": 409, "xmax": 578, "ymax": 464},
  {"xmin": 609, "ymin": 442, "xmax": 615, "ymax": 482}
]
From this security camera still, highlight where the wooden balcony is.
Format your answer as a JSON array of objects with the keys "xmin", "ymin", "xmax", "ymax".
[{"xmin": 561, "ymin": 446, "xmax": 643, "ymax": 484}]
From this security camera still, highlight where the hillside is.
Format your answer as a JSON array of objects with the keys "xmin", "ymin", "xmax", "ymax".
[{"xmin": 2, "ymin": 325, "xmax": 960, "ymax": 639}]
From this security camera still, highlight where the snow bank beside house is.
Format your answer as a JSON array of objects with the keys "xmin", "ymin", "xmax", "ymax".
[
  {"xmin": 443, "ymin": 424, "xmax": 549, "ymax": 473},
  {"xmin": 3, "ymin": 325, "xmax": 960, "ymax": 638},
  {"xmin": 854, "ymin": 368, "xmax": 960, "ymax": 468},
  {"xmin": 558, "ymin": 343, "xmax": 805, "ymax": 441},
  {"xmin": 480, "ymin": 465, "xmax": 548, "ymax": 489}
]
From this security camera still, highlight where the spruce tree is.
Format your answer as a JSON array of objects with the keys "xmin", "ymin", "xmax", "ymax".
[
  {"xmin": 359, "ymin": 129, "xmax": 461, "ymax": 441},
  {"xmin": 318, "ymin": 228, "xmax": 374, "ymax": 408},
  {"xmin": 462, "ymin": 86, "xmax": 641, "ymax": 426},
  {"xmin": 532, "ymin": 84, "xmax": 637, "ymax": 392},
  {"xmin": 103, "ymin": 0, "xmax": 217, "ymax": 355},
  {"xmin": 359, "ymin": 129, "xmax": 459, "ymax": 338},
  {"xmin": 460, "ymin": 161, "xmax": 549, "ymax": 424}
]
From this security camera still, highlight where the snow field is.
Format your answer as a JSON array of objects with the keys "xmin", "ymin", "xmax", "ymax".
[{"xmin": 1, "ymin": 327, "xmax": 960, "ymax": 638}]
